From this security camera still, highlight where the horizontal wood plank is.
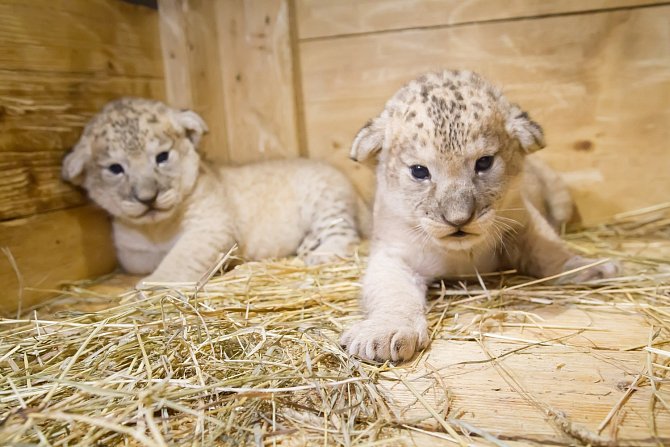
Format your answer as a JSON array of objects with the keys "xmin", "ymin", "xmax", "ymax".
[
  {"xmin": 0, "ymin": 70, "xmax": 165, "ymax": 154},
  {"xmin": 0, "ymin": 151, "xmax": 87, "ymax": 221},
  {"xmin": 300, "ymin": 6, "xmax": 670, "ymax": 224},
  {"xmin": 0, "ymin": 0, "xmax": 163, "ymax": 76},
  {"xmin": 0, "ymin": 206, "xmax": 116, "ymax": 314},
  {"xmin": 296, "ymin": 0, "xmax": 668, "ymax": 40}
]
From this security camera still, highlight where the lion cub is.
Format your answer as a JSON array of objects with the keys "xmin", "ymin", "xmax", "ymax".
[
  {"xmin": 63, "ymin": 98, "xmax": 361, "ymax": 285},
  {"xmin": 340, "ymin": 70, "xmax": 619, "ymax": 362}
]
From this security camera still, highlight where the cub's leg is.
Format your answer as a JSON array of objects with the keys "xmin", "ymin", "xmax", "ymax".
[
  {"xmin": 340, "ymin": 248, "xmax": 429, "ymax": 362},
  {"xmin": 514, "ymin": 199, "xmax": 619, "ymax": 282},
  {"xmin": 139, "ymin": 223, "xmax": 235, "ymax": 286},
  {"xmin": 297, "ymin": 175, "xmax": 359, "ymax": 265}
]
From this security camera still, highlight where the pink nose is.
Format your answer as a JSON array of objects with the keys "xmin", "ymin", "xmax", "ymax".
[{"xmin": 441, "ymin": 211, "xmax": 474, "ymax": 228}]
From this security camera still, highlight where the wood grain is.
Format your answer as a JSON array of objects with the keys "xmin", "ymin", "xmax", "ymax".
[
  {"xmin": 216, "ymin": 0, "xmax": 302, "ymax": 163},
  {"xmin": 0, "ymin": 151, "xmax": 86, "ymax": 221},
  {"xmin": 299, "ymin": 5, "xmax": 670, "ymax": 224},
  {"xmin": 159, "ymin": 0, "xmax": 302, "ymax": 164},
  {"xmin": 0, "ymin": 0, "xmax": 163, "ymax": 75},
  {"xmin": 296, "ymin": 0, "xmax": 668, "ymax": 39},
  {"xmin": 385, "ymin": 304, "xmax": 670, "ymax": 444},
  {"xmin": 159, "ymin": 0, "xmax": 231, "ymax": 163},
  {"xmin": 0, "ymin": 71, "xmax": 164, "ymax": 155},
  {"xmin": 0, "ymin": 206, "xmax": 116, "ymax": 314}
]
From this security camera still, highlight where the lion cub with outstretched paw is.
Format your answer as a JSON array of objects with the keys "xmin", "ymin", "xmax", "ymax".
[
  {"xmin": 63, "ymin": 98, "xmax": 361, "ymax": 285},
  {"xmin": 340, "ymin": 70, "xmax": 619, "ymax": 363}
]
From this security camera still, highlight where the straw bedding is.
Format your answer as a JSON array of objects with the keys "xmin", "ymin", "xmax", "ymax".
[{"xmin": 1, "ymin": 204, "xmax": 669, "ymax": 446}]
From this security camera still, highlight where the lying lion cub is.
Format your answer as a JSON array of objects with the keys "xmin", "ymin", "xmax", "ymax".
[
  {"xmin": 340, "ymin": 70, "xmax": 619, "ymax": 362},
  {"xmin": 63, "ymin": 98, "xmax": 362, "ymax": 284}
]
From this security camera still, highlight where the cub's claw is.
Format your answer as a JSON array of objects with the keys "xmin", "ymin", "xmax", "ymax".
[{"xmin": 340, "ymin": 318, "xmax": 429, "ymax": 363}]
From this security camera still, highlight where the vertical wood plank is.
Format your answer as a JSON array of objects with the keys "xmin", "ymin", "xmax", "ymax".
[
  {"xmin": 214, "ymin": 0, "xmax": 302, "ymax": 163},
  {"xmin": 159, "ymin": 0, "xmax": 230, "ymax": 163},
  {"xmin": 158, "ymin": 0, "xmax": 302, "ymax": 164}
]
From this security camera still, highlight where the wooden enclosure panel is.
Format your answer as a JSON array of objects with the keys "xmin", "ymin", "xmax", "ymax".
[
  {"xmin": 215, "ymin": 0, "xmax": 303, "ymax": 163},
  {"xmin": 0, "ymin": 206, "xmax": 116, "ymax": 314},
  {"xmin": 0, "ymin": 0, "xmax": 162, "ymax": 76},
  {"xmin": 0, "ymin": 0, "xmax": 163, "ymax": 76},
  {"xmin": 159, "ymin": 0, "xmax": 302, "ymax": 164},
  {"xmin": 296, "ymin": 0, "xmax": 667, "ymax": 39},
  {"xmin": 299, "ymin": 6, "xmax": 670, "ymax": 224},
  {"xmin": 0, "ymin": 151, "xmax": 84, "ymax": 221},
  {"xmin": 159, "ymin": 0, "xmax": 231, "ymax": 163}
]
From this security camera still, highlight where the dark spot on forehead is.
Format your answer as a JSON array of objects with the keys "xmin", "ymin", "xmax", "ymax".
[
  {"xmin": 421, "ymin": 85, "xmax": 430, "ymax": 102},
  {"xmin": 406, "ymin": 111, "xmax": 416, "ymax": 121}
]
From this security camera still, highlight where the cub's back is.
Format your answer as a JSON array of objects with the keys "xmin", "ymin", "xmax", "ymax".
[{"xmin": 221, "ymin": 159, "xmax": 356, "ymax": 260}]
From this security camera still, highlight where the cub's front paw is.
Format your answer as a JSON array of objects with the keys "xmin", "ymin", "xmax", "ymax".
[
  {"xmin": 340, "ymin": 318, "xmax": 429, "ymax": 363},
  {"xmin": 558, "ymin": 256, "xmax": 621, "ymax": 284}
]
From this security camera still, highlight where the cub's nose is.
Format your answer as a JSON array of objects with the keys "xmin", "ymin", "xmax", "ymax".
[
  {"xmin": 441, "ymin": 210, "xmax": 475, "ymax": 228},
  {"xmin": 133, "ymin": 189, "xmax": 158, "ymax": 206}
]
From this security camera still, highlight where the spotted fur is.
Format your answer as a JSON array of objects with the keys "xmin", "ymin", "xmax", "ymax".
[
  {"xmin": 341, "ymin": 70, "xmax": 619, "ymax": 363},
  {"xmin": 63, "ymin": 98, "xmax": 362, "ymax": 285}
]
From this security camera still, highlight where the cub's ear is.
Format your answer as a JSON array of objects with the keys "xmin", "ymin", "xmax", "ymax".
[
  {"xmin": 506, "ymin": 105, "xmax": 545, "ymax": 153},
  {"xmin": 350, "ymin": 117, "xmax": 386, "ymax": 162},
  {"xmin": 62, "ymin": 136, "xmax": 92, "ymax": 186},
  {"xmin": 174, "ymin": 109, "xmax": 208, "ymax": 147}
]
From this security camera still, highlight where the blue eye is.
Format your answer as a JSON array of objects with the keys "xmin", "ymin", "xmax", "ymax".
[
  {"xmin": 475, "ymin": 156, "xmax": 494, "ymax": 173},
  {"xmin": 108, "ymin": 163, "xmax": 124, "ymax": 175},
  {"xmin": 156, "ymin": 151, "xmax": 170, "ymax": 165},
  {"xmin": 410, "ymin": 165, "xmax": 430, "ymax": 180}
]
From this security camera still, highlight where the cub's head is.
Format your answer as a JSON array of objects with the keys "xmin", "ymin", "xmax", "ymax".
[
  {"xmin": 63, "ymin": 98, "xmax": 207, "ymax": 224},
  {"xmin": 351, "ymin": 70, "xmax": 544, "ymax": 250}
]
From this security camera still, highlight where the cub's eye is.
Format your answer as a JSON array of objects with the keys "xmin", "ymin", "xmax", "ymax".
[
  {"xmin": 108, "ymin": 163, "xmax": 124, "ymax": 175},
  {"xmin": 156, "ymin": 151, "xmax": 170, "ymax": 165},
  {"xmin": 475, "ymin": 156, "xmax": 494, "ymax": 173},
  {"xmin": 410, "ymin": 165, "xmax": 431, "ymax": 180}
]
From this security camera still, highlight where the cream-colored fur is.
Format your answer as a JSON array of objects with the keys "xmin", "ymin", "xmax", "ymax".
[
  {"xmin": 63, "ymin": 98, "xmax": 361, "ymax": 284},
  {"xmin": 340, "ymin": 70, "xmax": 619, "ymax": 363}
]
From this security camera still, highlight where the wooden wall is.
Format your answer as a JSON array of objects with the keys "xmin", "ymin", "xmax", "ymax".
[
  {"xmin": 158, "ymin": 0, "xmax": 305, "ymax": 164},
  {"xmin": 295, "ymin": 0, "xmax": 670, "ymax": 224},
  {"xmin": 0, "ymin": 0, "xmax": 165, "ymax": 313},
  {"xmin": 156, "ymin": 0, "xmax": 670, "ymax": 224}
]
